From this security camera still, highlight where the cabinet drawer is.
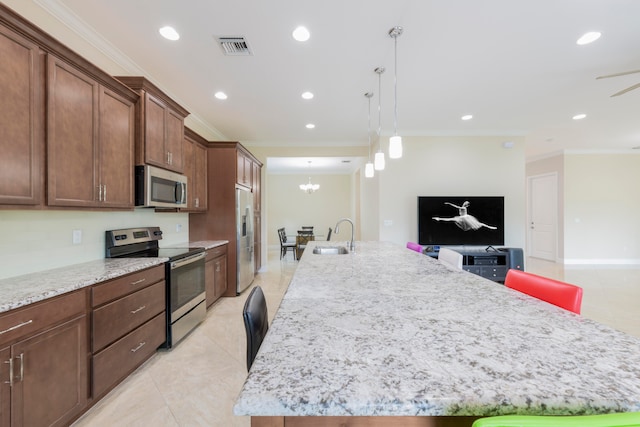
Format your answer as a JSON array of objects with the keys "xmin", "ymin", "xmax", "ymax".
[
  {"xmin": 92, "ymin": 281, "xmax": 165, "ymax": 352},
  {"xmin": 0, "ymin": 290, "xmax": 86, "ymax": 347},
  {"xmin": 206, "ymin": 245, "xmax": 227, "ymax": 261},
  {"xmin": 92, "ymin": 265, "xmax": 164, "ymax": 307},
  {"xmin": 92, "ymin": 313, "xmax": 165, "ymax": 398}
]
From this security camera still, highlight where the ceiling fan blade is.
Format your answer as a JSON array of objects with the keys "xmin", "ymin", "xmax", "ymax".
[
  {"xmin": 611, "ymin": 82, "xmax": 640, "ymax": 97},
  {"xmin": 596, "ymin": 69, "xmax": 640, "ymax": 79}
]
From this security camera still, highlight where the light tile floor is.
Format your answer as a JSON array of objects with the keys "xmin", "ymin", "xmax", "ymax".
[{"xmin": 72, "ymin": 251, "xmax": 640, "ymax": 426}]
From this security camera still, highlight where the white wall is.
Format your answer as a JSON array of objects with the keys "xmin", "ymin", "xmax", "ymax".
[
  {"xmin": 0, "ymin": 209, "xmax": 189, "ymax": 280},
  {"xmin": 376, "ymin": 136, "xmax": 527, "ymax": 249}
]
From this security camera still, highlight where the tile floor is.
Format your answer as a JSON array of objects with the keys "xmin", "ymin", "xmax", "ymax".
[{"xmin": 72, "ymin": 250, "xmax": 640, "ymax": 426}]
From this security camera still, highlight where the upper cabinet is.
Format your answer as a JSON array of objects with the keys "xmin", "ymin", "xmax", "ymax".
[
  {"xmin": 0, "ymin": 22, "xmax": 44, "ymax": 206},
  {"xmin": 183, "ymin": 127, "xmax": 208, "ymax": 212},
  {"xmin": 236, "ymin": 151, "xmax": 253, "ymax": 189},
  {"xmin": 116, "ymin": 77, "xmax": 189, "ymax": 174},
  {"xmin": 47, "ymin": 56, "xmax": 136, "ymax": 208},
  {"xmin": 0, "ymin": 4, "xmax": 138, "ymax": 210}
]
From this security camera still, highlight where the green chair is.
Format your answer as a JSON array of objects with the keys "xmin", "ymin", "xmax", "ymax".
[{"xmin": 472, "ymin": 412, "xmax": 640, "ymax": 427}]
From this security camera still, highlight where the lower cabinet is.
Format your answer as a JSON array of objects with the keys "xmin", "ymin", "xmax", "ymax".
[
  {"xmin": 90, "ymin": 265, "xmax": 166, "ymax": 399},
  {"xmin": 0, "ymin": 290, "xmax": 88, "ymax": 427},
  {"xmin": 205, "ymin": 245, "xmax": 228, "ymax": 307}
]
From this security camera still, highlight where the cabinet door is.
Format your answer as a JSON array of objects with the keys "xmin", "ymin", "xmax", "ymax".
[
  {"xmin": 143, "ymin": 93, "xmax": 167, "ymax": 169},
  {"xmin": 47, "ymin": 55, "xmax": 98, "ymax": 207},
  {"xmin": 165, "ymin": 108, "xmax": 184, "ymax": 172},
  {"xmin": 193, "ymin": 142, "xmax": 207, "ymax": 210},
  {"xmin": 183, "ymin": 136, "xmax": 195, "ymax": 209},
  {"xmin": 213, "ymin": 255, "xmax": 228, "ymax": 301},
  {"xmin": 252, "ymin": 162, "xmax": 261, "ymax": 211},
  {"xmin": 12, "ymin": 316, "xmax": 88, "ymax": 427},
  {"xmin": 236, "ymin": 153, "xmax": 252, "ymax": 187},
  {"xmin": 0, "ymin": 346, "xmax": 9, "ymax": 427},
  {"xmin": 0, "ymin": 25, "xmax": 42, "ymax": 206},
  {"xmin": 98, "ymin": 86, "xmax": 135, "ymax": 208}
]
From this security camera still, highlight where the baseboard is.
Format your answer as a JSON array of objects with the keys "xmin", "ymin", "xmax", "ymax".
[{"xmin": 563, "ymin": 258, "xmax": 640, "ymax": 265}]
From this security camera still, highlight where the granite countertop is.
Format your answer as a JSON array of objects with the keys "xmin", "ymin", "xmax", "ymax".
[
  {"xmin": 0, "ymin": 240, "xmax": 229, "ymax": 315},
  {"xmin": 0, "ymin": 258, "xmax": 167, "ymax": 314},
  {"xmin": 234, "ymin": 241, "xmax": 640, "ymax": 417}
]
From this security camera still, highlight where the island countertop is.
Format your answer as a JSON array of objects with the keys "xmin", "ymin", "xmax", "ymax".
[{"xmin": 234, "ymin": 241, "xmax": 640, "ymax": 418}]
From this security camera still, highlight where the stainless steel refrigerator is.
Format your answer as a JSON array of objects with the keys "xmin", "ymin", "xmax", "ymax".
[{"xmin": 236, "ymin": 188, "xmax": 254, "ymax": 294}]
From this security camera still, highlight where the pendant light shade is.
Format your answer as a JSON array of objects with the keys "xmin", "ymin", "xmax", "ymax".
[
  {"xmin": 389, "ymin": 135, "xmax": 402, "ymax": 159},
  {"xmin": 365, "ymin": 92, "xmax": 374, "ymax": 178},
  {"xmin": 365, "ymin": 162, "xmax": 374, "ymax": 178},
  {"xmin": 374, "ymin": 67, "xmax": 385, "ymax": 171},
  {"xmin": 388, "ymin": 26, "xmax": 403, "ymax": 159}
]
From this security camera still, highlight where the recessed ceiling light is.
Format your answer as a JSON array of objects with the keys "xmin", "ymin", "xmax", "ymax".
[
  {"xmin": 301, "ymin": 91, "xmax": 314, "ymax": 100},
  {"xmin": 573, "ymin": 113, "xmax": 587, "ymax": 120},
  {"xmin": 305, "ymin": 123, "xmax": 315, "ymax": 129},
  {"xmin": 292, "ymin": 26, "xmax": 310, "ymax": 42},
  {"xmin": 214, "ymin": 91, "xmax": 228, "ymax": 100},
  {"xmin": 461, "ymin": 114, "xmax": 473, "ymax": 121},
  {"xmin": 159, "ymin": 26, "xmax": 180, "ymax": 41},
  {"xmin": 576, "ymin": 31, "xmax": 601, "ymax": 45}
]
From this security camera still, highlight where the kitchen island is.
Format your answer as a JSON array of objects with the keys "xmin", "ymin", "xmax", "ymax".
[{"xmin": 234, "ymin": 241, "xmax": 640, "ymax": 427}]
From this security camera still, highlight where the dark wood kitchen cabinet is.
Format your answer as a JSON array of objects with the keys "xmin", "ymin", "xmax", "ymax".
[
  {"xmin": 205, "ymin": 244, "xmax": 228, "ymax": 307},
  {"xmin": 190, "ymin": 142, "xmax": 262, "ymax": 296},
  {"xmin": 183, "ymin": 127, "xmax": 208, "ymax": 212},
  {"xmin": 47, "ymin": 55, "xmax": 136, "ymax": 209},
  {"xmin": 90, "ymin": 265, "xmax": 166, "ymax": 399},
  {"xmin": 0, "ymin": 289, "xmax": 88, "ymax": 427},
  {"xmin": 0, "ymin": 23, "xmax": 44, "ymax": 207},
  {"xmin": 116, "ymin": 76, "xmax": 189, "ymax": 173}
]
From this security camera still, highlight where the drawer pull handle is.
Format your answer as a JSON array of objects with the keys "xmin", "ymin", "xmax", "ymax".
[
  {"xmin": 16, "ymin": 353, "xmax": 24, "ymax": 382},
  {"xmin": 130, "ymin": 342, "xmax": 146, "ymax": 353},
  {"xmin": 130, "ymin": 305, "xmax": 146, "ymax": 314},
  {"xmin": 130, "ymin": 278, "xmax": 146, "ymax": 285},
  {"xmin": 4, "ymin": 358, "xmax": 13, "ymax": 386},
  {"xmin": 0, "ymin": 319, "xmax": 33, "ymax": 335}
]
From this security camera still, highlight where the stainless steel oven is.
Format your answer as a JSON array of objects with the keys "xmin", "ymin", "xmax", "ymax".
[{"xmin": 105, "ymin": 227, "xmax": 206, "ymax": 348}]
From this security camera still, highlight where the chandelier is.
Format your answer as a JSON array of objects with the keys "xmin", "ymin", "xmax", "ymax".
[{"xmin": 299, "ymin": 177, "xmax": 319, "ymax": 193}]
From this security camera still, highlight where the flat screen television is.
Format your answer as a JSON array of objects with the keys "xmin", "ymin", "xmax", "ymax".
[{"xmin": 418, "ymin": 196, "xmax": 504, "ymax": 246}]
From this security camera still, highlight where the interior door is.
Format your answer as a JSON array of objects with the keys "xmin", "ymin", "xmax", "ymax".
[{"xmin": 528, "ymin": 173, "xmax": 558, "ymax": 261}]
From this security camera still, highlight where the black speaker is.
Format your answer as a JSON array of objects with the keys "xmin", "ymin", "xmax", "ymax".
[{"xmin": 504, "ymin": 248, "xmax": 524, "ymax": 271}]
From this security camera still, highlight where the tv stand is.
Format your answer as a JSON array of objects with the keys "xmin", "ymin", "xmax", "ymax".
[{"xmin": 426, "ymin": 247, "xmax": 523, "ymax": 283}]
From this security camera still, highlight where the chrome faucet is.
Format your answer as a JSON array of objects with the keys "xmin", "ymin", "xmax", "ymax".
[{"xmin": 334, "ymin": 218, "xmax": 355, "ymax": 251}]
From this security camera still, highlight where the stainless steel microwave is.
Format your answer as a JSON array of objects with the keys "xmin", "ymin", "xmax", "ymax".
[{"xmin": 135, "ymin": 165, "xmax": 187, "ymax": 208}]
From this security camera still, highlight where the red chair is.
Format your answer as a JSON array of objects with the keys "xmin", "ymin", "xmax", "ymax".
[
  {"xmin": 504, "ymin": 269, "xmax": 583, "ymax": 314},
  {"xmin": 406, "ymin": 242, "xmax": 423, "ymax": 253}
]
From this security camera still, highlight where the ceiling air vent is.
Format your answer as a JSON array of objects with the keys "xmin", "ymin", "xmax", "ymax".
[{"xmin": 215, "ymin": 36, "xmax": 252, "ymax": 56}]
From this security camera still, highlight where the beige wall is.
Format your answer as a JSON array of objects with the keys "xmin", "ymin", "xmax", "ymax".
[
  {"xmin": 266, "ymin": 174, "xmax": 352, "ymax": 247},
  {"xmin": 376, "ymin": 136, "xmax": 527, "ymax": 249},
  {"xmin": 564, "ymin": 153, "xmax": 640, "ymax": 263}
]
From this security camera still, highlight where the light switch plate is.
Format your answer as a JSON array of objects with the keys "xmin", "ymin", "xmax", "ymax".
[{"xmin": 72, "ymin": 229, "xmax": 82, "ymax": 244}]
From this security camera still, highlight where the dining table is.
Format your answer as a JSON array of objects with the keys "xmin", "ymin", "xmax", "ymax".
[{"xmin": 234, "ymin": 241, "xmax": 640, "ymax": 427}]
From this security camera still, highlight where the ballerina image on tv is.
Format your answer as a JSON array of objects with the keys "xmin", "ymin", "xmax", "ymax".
[{"xmin": 432, "ymin": 201, "xmax": 497, "ymax": 231}]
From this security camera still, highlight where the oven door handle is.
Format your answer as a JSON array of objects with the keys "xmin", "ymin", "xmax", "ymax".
[{"xmin": 170, "ymin": 251, "xmax": 205, "ymax": 270}]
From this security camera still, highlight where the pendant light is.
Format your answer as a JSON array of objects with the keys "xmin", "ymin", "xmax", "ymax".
[
  {"xmin": 374, "ymin": 67, "xmax": 385, "ymax": 171},
  {"xmin": 388, "ymin": 26, "xmax": 403, "ymax": 159},
  {"xmin": 364, "ymin": 92, "xmax": 374, "ymax": 178}
]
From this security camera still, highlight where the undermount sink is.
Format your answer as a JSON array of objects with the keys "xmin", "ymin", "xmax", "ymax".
[{"xmin": 312, "ymin": 246, "xmax": 349, "ymax": 255}]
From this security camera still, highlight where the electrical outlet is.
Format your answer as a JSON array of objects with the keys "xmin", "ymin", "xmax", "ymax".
[
  {"xmin": 176, "ymin": 223, "xmax": 182, "ymax": 232},
  {"xmin": 72, "ymin": 229, "xmax": 82, "ymax": 244}
]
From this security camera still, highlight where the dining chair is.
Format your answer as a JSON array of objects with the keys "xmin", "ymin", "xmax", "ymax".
[
  {"xmin": 326, "ymin": 227, "xmax": 332, "ymax": 241},
  {"xmin": 242, "ymin": 286, "xmax": 269, "ymax": 371},
  {"xmin": 406, "ymin": 242, "xmax": 423, "ymax": 253},
  {"xmin": 472, "ymin": 412, "xmax": 640, "ymax": 427},
  {"xmin": 438, "ymin": 247, "xmax": 463, "ymax": 269},
  {"xmin": 277, "ymin": 228, "xmax": 296, "ymax": 260},
  {"xmin": 505, "ymin": 269, "xmax": 583, "ymax": 314}
]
